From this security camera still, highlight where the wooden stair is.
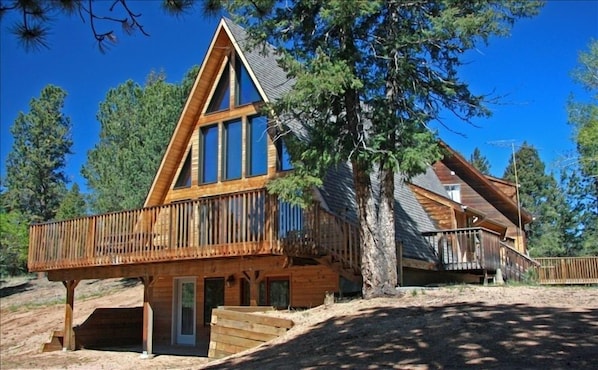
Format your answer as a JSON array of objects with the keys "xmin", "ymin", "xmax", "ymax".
[
  {"xmin": 42, "ymin": 330, "xmax": 64, "ymax": 352},
  {"xmin": 316, "ymin": 254, "xmax": 361, "ymax": 283}
]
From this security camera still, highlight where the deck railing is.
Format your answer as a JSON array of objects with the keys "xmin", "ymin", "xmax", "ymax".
[
  {"xmin": 28, "ymin": 189, "xmax": 361, "ymax": 273},
  {"xmin": 422, "ymin": 228, "xmax": 538, "ymax": 281},
  {"xmin": 535, "ymin": 257, "xmax": 598, "ymax": 285}
]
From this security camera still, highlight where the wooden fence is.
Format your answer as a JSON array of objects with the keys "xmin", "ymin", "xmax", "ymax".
[{"xmin": 535, "ymin": 256, "xmax": 598, "ymax": 285}]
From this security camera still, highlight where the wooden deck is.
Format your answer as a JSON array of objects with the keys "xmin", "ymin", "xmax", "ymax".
[
  {"xmin": 422, "ymin": 228, "xmax": 539, "ymax": 281},
  {"xmin": 28, "ymin": 189, "xmax": 360, "ymax": 274},
  {"xmin": 536, "ymin": 257, "xmax": 598, "ymax": 285}
]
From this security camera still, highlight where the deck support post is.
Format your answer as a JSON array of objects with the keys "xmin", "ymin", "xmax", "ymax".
[
  {"xmin": 243, "ymin": 271, "xmax": 261, "ymax": 306},
  {"xmin": 62, "ymin": 280, "xmax": 80, "ymax": 351},
  {"xmin": 140, "ymin": 275, "xmax": 155, "ymax": 359}
]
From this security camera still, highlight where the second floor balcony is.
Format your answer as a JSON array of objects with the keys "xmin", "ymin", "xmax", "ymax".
[{"xmin": 28, "ymin": 189, "xmax": 360, "ymax": 273}]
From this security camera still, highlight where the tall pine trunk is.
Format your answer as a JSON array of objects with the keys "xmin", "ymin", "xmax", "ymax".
[{"xmin": 353, "ymin": 160, "xmax": 398, "ymax": 298}]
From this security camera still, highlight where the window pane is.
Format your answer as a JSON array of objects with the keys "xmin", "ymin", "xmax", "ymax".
[
  {"xmin": 269, "ymin": 279, "xmax": 289, "ymax": 309},
  {"xmin": 248, "ymin": 116, "xmax": 268, "ymax": 176},
  {"xmin": 224, "ymin": 119, "xmax": 242, "ymax": 180},
  {"xmin": 207, "ymin": 64, "xmax": 230, "ymax": 113},
  {"xmin": 201, "ymin": 125, "xmax": 218, "ymax": 183},
  {"xmin": 174, "ymin": 148, "xmax": 192, "ymax": 188},
  {"xmin": 180, "ymin": 282, "xmax": 195, "ymax": 335},
  {"xmin": 278, "ymin": 141, "xmax": 293, "ymax": 171},
  {"xmin": 236, "ymin": 55, "xmax": 262, "ymax": 106}
]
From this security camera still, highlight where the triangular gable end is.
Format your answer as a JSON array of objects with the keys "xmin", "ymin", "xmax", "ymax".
[{"xmin": 144, "ymin": 18, "xmax": 273, "ymax": 208}]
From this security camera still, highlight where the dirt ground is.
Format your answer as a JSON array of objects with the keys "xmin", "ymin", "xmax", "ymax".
[{"xmin": 1, "ymin": 277, "xmax": 597, "ymax": 370}]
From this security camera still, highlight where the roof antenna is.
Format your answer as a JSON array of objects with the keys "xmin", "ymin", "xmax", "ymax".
[{"xmin": 488, "ymin": 140, "xmax": 523, "ymax": 250}]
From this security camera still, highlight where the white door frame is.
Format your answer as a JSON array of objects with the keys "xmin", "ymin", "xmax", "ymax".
[{"xmin": 173, "ymin": 277, "xmax": 196, "ymax": 345}]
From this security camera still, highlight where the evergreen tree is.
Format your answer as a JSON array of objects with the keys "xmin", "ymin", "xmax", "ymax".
[
  {"xmin": 55, "ymin": 183, "xmax": 87, "ymax": 221},
  {"xmin": 470, "ymin": 147, "xmax": 491, "ymax": 175},
  {"xmin": 4, "ymin": 84, "xmax": 72, "ymax": 222},
  {"xmin": 0, "ymin": 209, "xmax": 29, "ymax": 276},
  {"xmin": 566, "ymin": 39, "xmax": 598, "ymax": 256},
  {"xmin": 503, "ymin": 143, "xmax": 568, "ymax": 256},
  {"xmin": 208, "ymin": 1, "xmax": 541, "ymax": 297},
  {"xmin": 82, "ymin": 69, "xmax": 195, "ymax": 213}
]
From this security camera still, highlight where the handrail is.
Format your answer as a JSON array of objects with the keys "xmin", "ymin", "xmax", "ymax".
[
  {"xmin": 422, "ymin": 227, "xmax": 538, "ymax": 281},
  {"xmin": 29, "ymin": 189, "xmax": 274, "ymax": 271},
  {"xmin": 28, "ymin": 188, "xmax": 362, "ymax": 274}
]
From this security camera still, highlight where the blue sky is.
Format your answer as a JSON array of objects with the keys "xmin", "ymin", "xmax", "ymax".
[{"xmin": 1, "ymin": 1, "xmax": 597, "ymax": 192}]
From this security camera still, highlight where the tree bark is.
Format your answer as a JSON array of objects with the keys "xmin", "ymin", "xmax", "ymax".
[{"xmin": 353, "ymin": 161, "xmax": 398, "ymax": 298}]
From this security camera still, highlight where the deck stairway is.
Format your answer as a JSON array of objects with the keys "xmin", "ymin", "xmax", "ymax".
[{"xmin": 422, "ymin": 228, "xmax": 539, "ymax": 282}]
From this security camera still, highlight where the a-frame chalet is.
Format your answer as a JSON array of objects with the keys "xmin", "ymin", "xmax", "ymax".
[{"xmin": 28, "ymin": 18, "xmax": 538, "ymax": 357}]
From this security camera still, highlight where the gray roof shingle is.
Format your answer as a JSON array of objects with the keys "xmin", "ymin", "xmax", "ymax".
[{"xmin": 225, "ymin": 18, "xmax": 441, "ymax": 264}]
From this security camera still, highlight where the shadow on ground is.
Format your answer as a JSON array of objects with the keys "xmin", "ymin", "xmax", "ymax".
[
  {"xmin": 204, "ymin": 302, "xmax": 597, "ymax": 369},
  {"xmin": 0, "ymin": 281, "xmax": 32, "ymax": 298}
]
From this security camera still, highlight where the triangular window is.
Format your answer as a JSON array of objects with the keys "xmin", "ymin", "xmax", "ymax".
[
  {"xmin": 235, "ymin": 55, "xmax": 262, "ymax": 106},
  {"xmin": 175, "ymin": 148, "xmax": 192, "ymax": 188},
  {"xmin": 206, "ymin": 64, "xmax": 231, "ymax": 113},
  {"xmin": 206, "ymin": 54, "xmax": 263, "ymax": 113}
]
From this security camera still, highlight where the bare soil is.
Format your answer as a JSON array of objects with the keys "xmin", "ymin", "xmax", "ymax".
[{"xmin": 1, "ymin": 277, "xmax": 597, "ymax": 369}]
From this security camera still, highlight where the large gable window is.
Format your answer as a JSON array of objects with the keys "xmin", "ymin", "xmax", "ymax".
[
  {"xmin": 224, "ymin": 119, "xmax": 242, "ymax": 180},
  {"xmin": 201, "ymin": 125, "xmax": 218, "ymax": 184},
  {"xmin": 192, "ymin": 50, "xmax": 272, "ymax": 187}
]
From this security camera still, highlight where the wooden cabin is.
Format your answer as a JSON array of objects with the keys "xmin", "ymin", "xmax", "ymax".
[
  {"xmin": 27, "ymin": 18, "xmax": 537, "ymax": 357},
  {"xmin": 430, "ymin": 141, "xmax": 533, "ymax": 254}
]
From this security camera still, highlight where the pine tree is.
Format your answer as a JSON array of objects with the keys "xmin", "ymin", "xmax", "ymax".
[
  {"xmin": 82, "ymin": 68, "xmax": 195, "ymax": 213},
  {"xmin": 55, "ymin": 183, "xmax": 87, "ymax": 221},
  {"xmin": 0, "ymin": 209, "xmax": 29, "ymax": 276},
  {"xmin": 470, "ymin": 147, "xmax": 491, "ymax": 175},
  {"xmin": 208, "ymin": 0, "xmax": 542, "ymax": 297},
  {"xmin": 4, "ymin": 85, "xmax": 72, "ymax": 222},
  {"xmin": 503, "ymin": 143, "xmax": 568, "ymax": 256},
  {"xmin": 566, "ymin": 39, "xmax": 598, "ymax": 256}
]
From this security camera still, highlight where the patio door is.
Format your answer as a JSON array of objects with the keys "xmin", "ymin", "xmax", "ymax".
[{"xmin": 175, "ymin": 277, "xmax": 196, "ymax": 345}]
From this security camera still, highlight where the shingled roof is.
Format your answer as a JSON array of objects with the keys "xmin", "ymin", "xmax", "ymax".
[
  {"xmin": 227, "ymin": 19, "xmax": 443, "ymax": 262},
  {"xmin": 318, "ymin": 163, "xmax": 440, "ymax": 262}
]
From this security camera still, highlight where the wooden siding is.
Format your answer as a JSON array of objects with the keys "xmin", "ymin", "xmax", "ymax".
[
  {"xmin": 145, "ymin": 26, "xmax": 233, "ymax": 208},
  {"xmin": 412, "ymin": 190, "xmax": 457, "ymax": 230},
  {"xmin": 536, "ymin": 257, "xmax": 598, "ymax": 285},
  {"xmin": 149, "ymin": 263, "xmax": 337, "ymax": 347},
  {"xmin": 486, "ymin": 177, "xmax": 517, "ymax": 201}
]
